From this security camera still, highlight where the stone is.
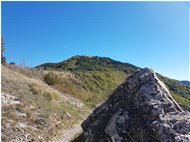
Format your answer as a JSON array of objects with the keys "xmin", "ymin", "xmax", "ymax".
[
  {"xmin": 79, "ymin": 68, "xmax": 190, "ymax": 142},
  {"xmin": 1, "ymin": 92, "xmax": 20, "ymax": 106}
]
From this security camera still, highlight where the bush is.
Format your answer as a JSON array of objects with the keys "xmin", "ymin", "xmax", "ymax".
[
  {"xmin": 43, "ymin": 72, "xmax": 61, "ymax": 85},
  {"xmin": 29, "ymin": 83, "xmax": 59, "ymax": 101},
  {"xmin": 1, "ymin": 38, "xmax": 6, "ymax": 65}
]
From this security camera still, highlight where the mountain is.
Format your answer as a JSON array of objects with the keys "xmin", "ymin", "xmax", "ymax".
[
  {"xmin": 76, "ymin": 68, "xmax": 190, "ymax": 142},
  {"xmin": 2, "ymin": 55, "xmax": 190, "ymax": 141},
  {"xmin": 180, "ymin": 80, "xmax": 190, "ymax": 86},
  {"xmin": 36, "ymin": 56, "xmax": 139, "ymax": 107},
  {"xmin": 37, "ymin": 55, "xmax": 139, "ymax": 73},
  {"xmin": 37, "ymin": 55, "xmax": 190, "ymax": 111}
]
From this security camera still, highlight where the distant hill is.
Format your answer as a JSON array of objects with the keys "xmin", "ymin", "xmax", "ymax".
[
  {"xmin": 156, "ymin": 74, "xmax": 190, "ymax": 111},
  {"xmin": 179, "ymin": 80, "xmax": 190, "ymax": 86},
  {"xmin": 37, "ymin": 55, "xmax": 190, "ymax": 111},
  {"xmin": 37, "ymin": 56, "xmax": 139, "ymax": 107},
  {"xmin": 37, "ymin": 55, "xmax": 139, "ymax": 73}
]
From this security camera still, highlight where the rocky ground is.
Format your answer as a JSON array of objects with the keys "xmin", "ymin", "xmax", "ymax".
[
  {"xmin": 52, "ymin": 122, "xmax": 82, "ymax": 142},
  {"xmin": 78, "ymin": 68, "xmax": 190, "ymax": 142},
  {"xmin": 1, "ymin": 65, "xmax": 90, "ymax": 142}
]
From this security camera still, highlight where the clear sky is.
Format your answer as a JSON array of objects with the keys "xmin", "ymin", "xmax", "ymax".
[{"xmin": 1, "ymin": 2, "xmax": 190, "ymax": 81}]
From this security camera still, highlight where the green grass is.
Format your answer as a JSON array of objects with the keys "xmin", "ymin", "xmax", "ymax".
[
  {"xmin": 43, "ymin": 68, "xmax": 128, "ymax": 107},
  {"xmin": 29, "ymin": 83, "xmax": 60, "ymax": 101},
  {"xmin": 157, "ymin": 74, "xmax": 190, "ymax": 111},
  {"xmin": 40, "ymin": 56, "xmax": 190, "ymax": 111},
  {"xmin": 2, "ymin": 56, "xmax": 190, "ymax": 142},
  {"xmin": 37, "ymin": 55, "xmax": 139, "ymax": 73},
  {"xmin": 171, "ymin": 92, "xmax": 190, "ymax": 111}
]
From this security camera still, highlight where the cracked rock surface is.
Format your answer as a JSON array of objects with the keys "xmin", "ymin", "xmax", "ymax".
[{"xmin": 80, "ymin": 68, "xmax": 190, "ymax": 142}]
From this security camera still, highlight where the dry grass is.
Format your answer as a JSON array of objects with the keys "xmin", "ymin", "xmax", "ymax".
[
  {"xmin": 43, "ymin": 69, "xmax": 127, "ymax": 108},
  {"xmin": 5, "ymin": 64, "xmax": 44, "ymax": 79},
  {"xmin": 1, "ymin": 65, "xmax": 90, "ymax": 142}
]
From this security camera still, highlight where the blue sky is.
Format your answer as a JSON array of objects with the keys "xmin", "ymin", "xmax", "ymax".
[{"xmin": 1, "ymin": 2, "xmax": 189, "ymax": 80}]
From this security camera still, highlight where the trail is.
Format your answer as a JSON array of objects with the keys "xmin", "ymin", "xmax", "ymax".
[
  {"xmin": 52, "ymin": 103, "xmax": 101, "ymax": 142},
  {"xmin": 52, "ymin": 122, "xmax": 82, "ymax": 142}
]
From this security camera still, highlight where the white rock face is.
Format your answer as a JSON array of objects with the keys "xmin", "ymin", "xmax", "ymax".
[
  {"xmin": 80, "ymin": 68, "xmax": 190, "ymax": 142},
  {"xmin": 1, "ymin": 92, "xmax": 20, "ymax": 106}
]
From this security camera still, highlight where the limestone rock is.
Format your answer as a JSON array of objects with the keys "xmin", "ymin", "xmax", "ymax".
[
  {"xmin": 1, "ymin": 92, "xmax": 20, "ymax": 106},
  {"xmin": 80, "ymin": 68, "xmax": 190, "ymax": 142}
]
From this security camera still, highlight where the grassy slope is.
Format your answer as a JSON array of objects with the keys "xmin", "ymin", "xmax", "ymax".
[
  {"xmin": 38, "ymin": 55, "xmax": 190, "ymax": 111},
  {"xmin": 157, "ymin": 74, "xmax": 190, "ymax": 111},
  {"xmin": 37, "ymin": 55, "xmax": 138, "ymax": 73},
  {"xmin": 39, "ymin": 56, "xmax": 138, "ymax": 107},
  {"xmin": 43, "ymin": 69, "xmax": 128, "ymax": 108},
  {"xmin": 2, "ymin": 56, "xmax": 190, "ymax": 142},
  {"xmin": 1, "ymin": 65, "xmax": 90, "ymax": 142}
]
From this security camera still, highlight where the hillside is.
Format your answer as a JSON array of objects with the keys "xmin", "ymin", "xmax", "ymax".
[
  {"xmin": 77, "ymin": 68, "xmax": 190, "ymax": 142},
  {"xmin": 157, "ymin": 74, "xmax": 190, "ymax": 111},
  {"xmin": 37, "ymin": 55, "xmax": 139, "ymax": 73},
  {"xmin": 38, "ymin": 55, "xmax": 190, "ymax": 111},
  {"xmin": 180, "ymin": 80, "xmax": 190, "ymax": 86},
  {"xmin": 1, "ymin": 65, "xmax": 90, "ymax": 142},
  {"xmin": 1, "ymin": 55, "xmax": 190, "ymax": 142},
  {"xmin": 37, "ymin": 56, "xmax": 139, "ymax": 107}
]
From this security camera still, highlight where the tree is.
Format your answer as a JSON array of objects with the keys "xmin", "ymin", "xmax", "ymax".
[{"xmin": 1, "ymin": 37, "xmax": 6, "ymax": 64}]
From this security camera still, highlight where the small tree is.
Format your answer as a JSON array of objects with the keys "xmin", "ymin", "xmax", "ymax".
[{"xmin": 1, "ymin": 37, "xmax": 6, "ymax": 65}]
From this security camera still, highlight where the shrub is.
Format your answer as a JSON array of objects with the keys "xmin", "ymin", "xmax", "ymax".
[
  {"xmin": 43, "ymin": 72, "xmax": 61, "ymax": 85},
  {"xmin": 29, "ymin": 83, "xmax": 59, "ymax": 101},
  {"xmin": 1, "ymin": 37, "xmax": 6, "ymax": 65}
]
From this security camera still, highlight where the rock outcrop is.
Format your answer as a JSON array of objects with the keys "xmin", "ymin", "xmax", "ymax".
[
  {"xmin": 1, "ymin": 92, "xmax": 20, "ymax": 106},
  {"xmin": 80, "ymin": 68, "xmax": 190, "ymax": 142}
]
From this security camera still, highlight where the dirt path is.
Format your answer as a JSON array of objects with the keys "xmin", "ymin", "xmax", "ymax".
[
  {"xmin": 52, "ymin": 104, "xmax": 101, "ymax": 142},
  {"xmin": 52, "ymin": 122, "xmax": 82, "ymax": 142}
]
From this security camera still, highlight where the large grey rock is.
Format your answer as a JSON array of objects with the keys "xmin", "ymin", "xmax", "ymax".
[{"xmin": 80, "ymin": 68, "xmax": 190, "ymax": 142}]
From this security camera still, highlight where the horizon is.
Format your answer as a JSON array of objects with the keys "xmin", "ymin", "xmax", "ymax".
[
  {"xmin": 37, "ymin": 54, "xmax": 189, "ymax": 81},
  {"xmin": 2, "ymin": 1, "xmax": 190, "ymax": 81}
]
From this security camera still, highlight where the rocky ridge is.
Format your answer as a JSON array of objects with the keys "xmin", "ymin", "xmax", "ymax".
[{"xmin": 80, "ymin": 68, "xmax": 190, "ymax": 142}]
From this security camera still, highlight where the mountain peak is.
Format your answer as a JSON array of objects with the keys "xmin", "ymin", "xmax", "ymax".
[
  {"xmin": 37, "ymin": 55, "xmax": 139, "ymax": 73},
  {"xmin": 79, "ymin": 68, "xmax": 190, "ymax": 142}
]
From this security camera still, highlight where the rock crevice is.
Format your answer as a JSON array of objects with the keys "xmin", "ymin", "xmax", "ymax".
[{"xmin": 80, "ymin": 68, "xmax": 190, "ymax": 142}]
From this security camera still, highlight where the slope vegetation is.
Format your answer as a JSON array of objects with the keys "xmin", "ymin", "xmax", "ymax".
[
  {"xmin": 38, "ymin": 55, "xmax": 190, "ymax": 111},
  {"xmin": 2, "ymin": 55, "xmax": 190, "ymax": 142},
  {"xmin": 38, "ymin": 56, "xmax": 138, "ymax": 107},
  {"xmin": 78, "ymin": 68, "xmax": 190, "ymax": 142},
  {"xmin": 157, "ymin": 74, "xmax": 190, "ymax": 111},
  {"xmin": 1, "ymin": 65, "xmax": 89, "ymax": 142}
]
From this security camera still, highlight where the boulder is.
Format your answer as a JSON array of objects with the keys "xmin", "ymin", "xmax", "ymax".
[{"xmin": 80, "ymin": 68, "xmax": 190, "ymax": 142}]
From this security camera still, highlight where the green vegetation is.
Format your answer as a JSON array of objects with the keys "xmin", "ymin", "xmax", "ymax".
[
  {"xmin": 38, "ymin": 55, "xmax": 139, "ymax": 73},
  {"xmin": 39, "ymin": 55, "xmax": 190, "ymax": 111},
  {"xmin": 39, "ymin": 56, "xmax": 138, "ymax": 107},
  {"xmin": 29, "ymin": 83, "xmax": 60, "ymax": 101},
  {"xmin": 157, "ymin": 74, "xmax": 190, "ymax": 111},
  {"xmin": 2, "ymin": 55, "xmax": 190, "ymax": 142},
  {"xmin": 43, "ymin": 69, "xmax": 127, "ymax": 107}
]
